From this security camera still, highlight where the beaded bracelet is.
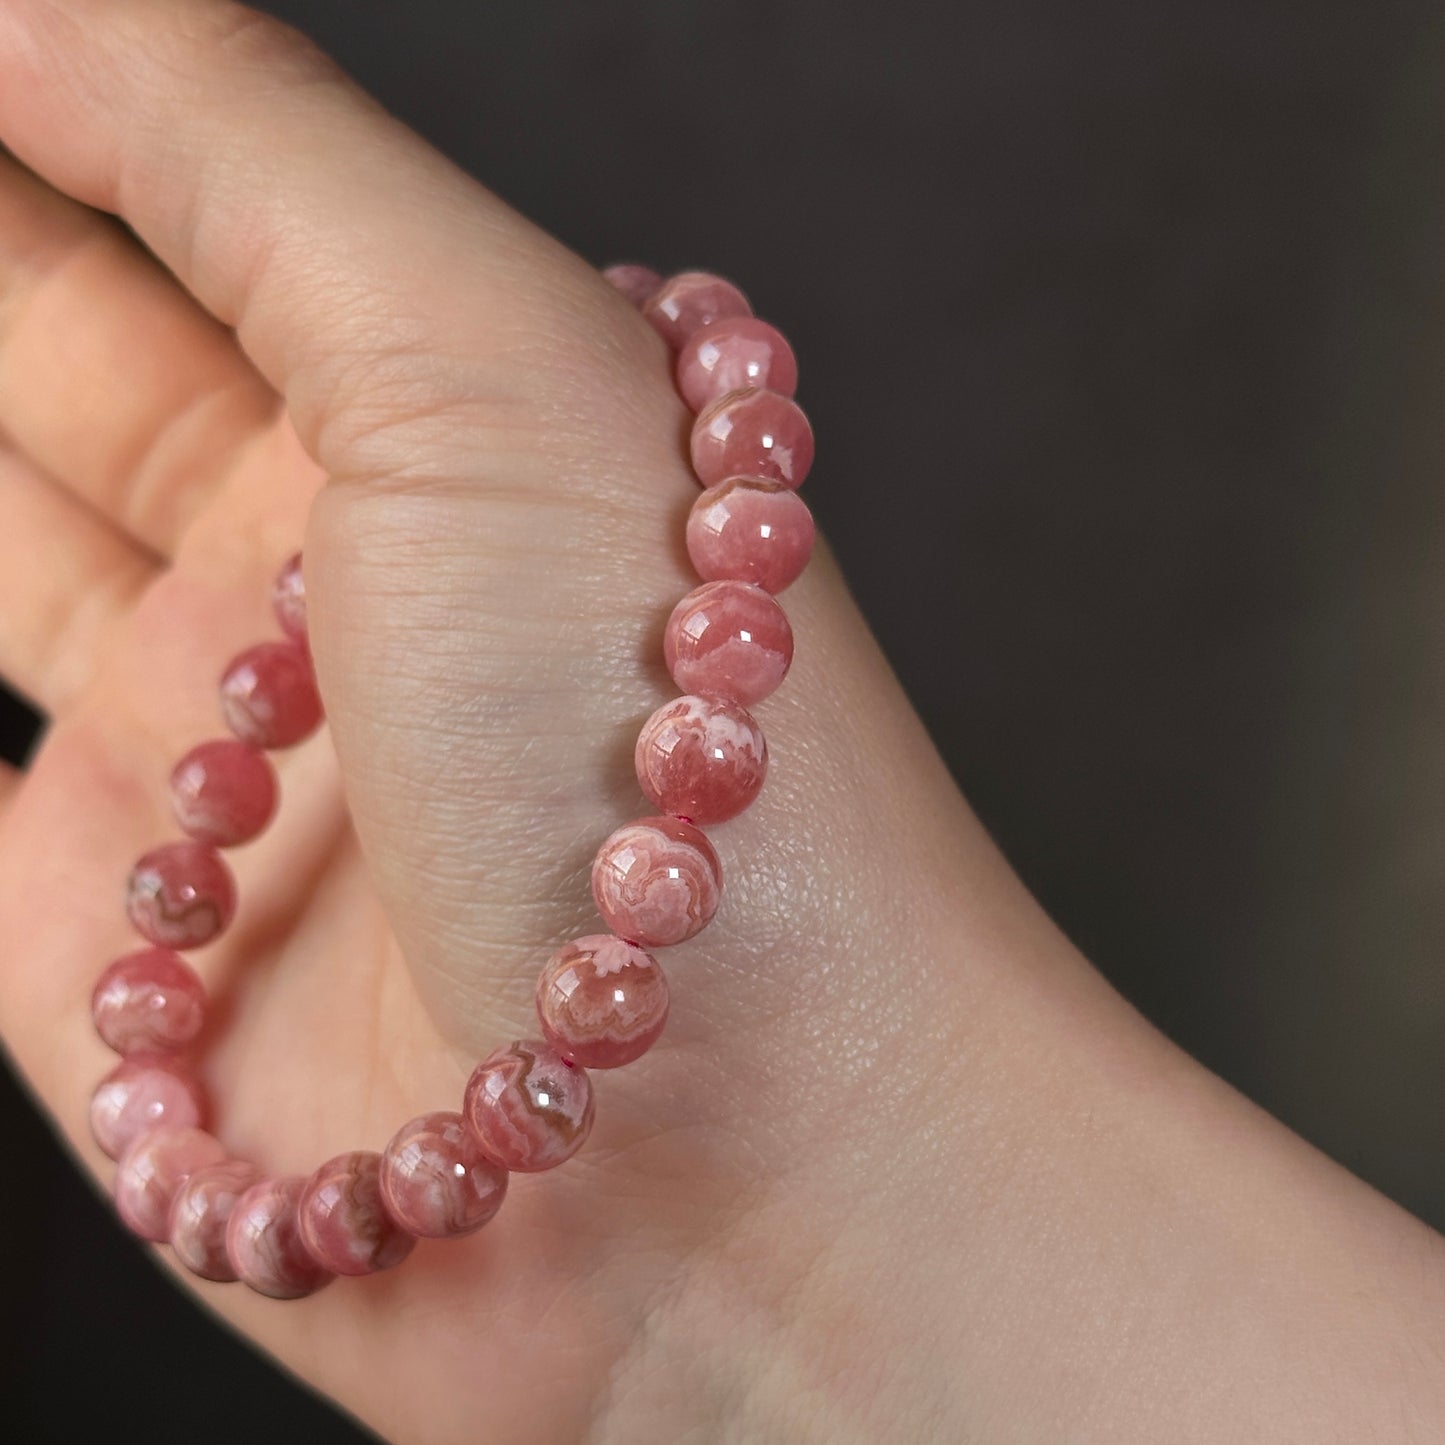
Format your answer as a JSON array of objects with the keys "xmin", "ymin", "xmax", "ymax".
[{"xmin": 84, "ymin": 265, "xmax": 816, "ymax": 1298}]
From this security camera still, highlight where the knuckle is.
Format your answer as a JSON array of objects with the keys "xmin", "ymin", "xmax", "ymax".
[{"xmin": 147, "ymin": 1, "xmax": 342, "ymax": 96}]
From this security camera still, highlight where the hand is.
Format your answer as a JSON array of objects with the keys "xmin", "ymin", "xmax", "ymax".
[{"xmin": 1, "ymin": 5, "xmax": 1443, "ymax": 1443}]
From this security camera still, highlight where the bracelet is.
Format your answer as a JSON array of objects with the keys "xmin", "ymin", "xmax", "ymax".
[{"xmin": 85, "ymin": 264, "xmax": 817, "ymax": 1299}]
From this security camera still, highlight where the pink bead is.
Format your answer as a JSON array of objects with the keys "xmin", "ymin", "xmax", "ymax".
[
  {"xmin": 90, "ymin": 1056, "xmax": 205, "ymax": 1161},
  {"xmin": 219, "ymin": 641, "xmax": 322, "ymax": 750},
  {"xmin": 169, "ymin": 1158, "xmax": 262, "ymax": 1282},
  {"xmin": 591, "ymin": 815, "xmax": 723, "ymax": 948},
  {"xmin": 170, "ymin": 739, "xmax": 278, "ymax": 847},
  {"xmin": 691, "ymin": 387, "xmax": 815, "ymax": 490},
  {"xmin": 643, "ymin": 271, "xmax": 752, "ymax": 349},
  {"xmin": 91, "ymin": 948, "xmax": 207, "ymax": 1056},
  {"xmin": 687, "ymin": 476, "xmax": 816, "ymax": 594},
  {"xmin": 676, "ymin": 318, "xmax": 798, "ymax": 413},
  {"xmin": 379, "ymin": 1111, "xmax": 509, "ymax": 1239},
  {"xmin": 298, "ymin": 1151, "xmax": 416, "ymax": 1276},
  {"xmin": 227, "ymin": 1176, "xmax": 334, "ymax": 1300},
  {"xmin": 114, "ymin": 1125, "xmax": 226, "ymax": 1243},
  {"xmin": 603, "ymin": 262, "xmax": 663, "ymax": 307},
  {"xmin": 463, "ymin": 1040, "xmax": 595, "ymax": 1173},
  {"xmin": 536, "ymin": 935, "xmax": 670, "ymax": 1070},
  {"xmin": 663, "ymin": 580, "xmax": 794, "ymax": 706},
  {"xmin": 635, "ymin": 694, "xmax": 768, "ymax": 825},
  {"xmin": 272, "ymin": 552, "xmax": 308, "ymax": 645},
  {"xmin": 125, "ymin": 841, "xmax": 236, "ymax": 949}
]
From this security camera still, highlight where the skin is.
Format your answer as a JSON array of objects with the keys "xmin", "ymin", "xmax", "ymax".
[{"xmin": 0, "ymin": 3, "xmax": 1442, "ymax": 1441}]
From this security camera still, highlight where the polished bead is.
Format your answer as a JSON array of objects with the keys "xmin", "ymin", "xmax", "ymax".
[
  {"xmin": 220, "ymin": 641, "xmax": 323, "ymax": 750},
  {"xmin": 644, "ymin": 271, "xmax": 752, "ymax": 349},
  {"xmin": 170, "ymin": 739, "xmax": 278, "ymax": 847},
  {"xmin": 635, "ymin": 694, "xmax": 768, "ymax": 824},
  {"xmin": 690, "ymin": 387, "xmax": 814, "ymax": 490},
  {"xmin": 463, "ymin": 1040, "xmax": 595, "ymax": 1173},
  {"xmin": 663, "ymin": 580, "xmax": 794, "ymax": 706},
  {"xmin": 91, "ymin": 948, "xmax": 207, "ymax": 1056},
  {"xmin": 676, "ymin": 318, "xmax": 798, "ymax": 412},
  {"xmin": 687, "ymin": 476, "xmax": 816, "ymax": 594},
  {"xmin": 603, "ymin": 263, "xmax": 663, "ymax": 307},
  {"xmin": 90, "ymin": 1056, "xmax": 205, "ymax": 1161},
  {"xmin": 227, "ymin": 1176, "xmax": 334, "ymax": 1300},
  {"xmin": 169, "ymin": 1158, "xmax": 262, "ymax": 1282},
  {"xmin": 536, "ymin": 935, "xmax": 670, "ymax": 1069},
  {"xmin": 126, "ymin": 841, "xmax": 236, "ymax": 949},
  {"xmin": 380, "ymin": 1111, "xmax": 509, "ymax": 1239},
  {"xmin": 591, "ymin": 815, "xmax": 723, "ymax": 948},
  {"xmin": 272, "ymin": 552, "xmax": 308, "ymax": 645},
  {"xmin": 114, "ymin": 1125, "xmax": 226, "ymax": 1243},
  {"xmin": 298, "ymin": 1151, "xmax": 416, "ymax": 1276}
]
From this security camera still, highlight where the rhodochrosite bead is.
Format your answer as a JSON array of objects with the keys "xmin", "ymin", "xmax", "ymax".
[
  {"xmin": 170, "ymin": 739, "xmax": 278, "ymax": 847},
  {"xmin": 676, "ymin": 318, "xmax": 798, "ymax": 412},
  {"xmin": 169, "ymin": 1158, "xmax": 262, "ymax": 1282},
  {"xmin": 219, "ymin": 641, "xmax": 322, "ymax": 750},
  {"xmin": 603, "ymin": 262, "xmax": 663, "ymax": 307},
  {"xmin": 298, "ymin": 1151, "xmax": 416, "ymax": 1276},
  {"xmin": 663, "ymin": 580, "xmax": 794, "ymax": 706},
  {"xmin": 227, "ymin": 1176, "xmax": 333, "ymax": 1300},
  {"xmin": 379, "ymin": 1111, "xmax": 509, "ymax": 1239},
  {"xmin": 272, "ymin": 553, "xmax": 307, "ymax": 645},
  {"xmin": 635, "ymin": 694, "xmax": 768, "ymax": 824},
  {"xmin": 90, "ymin": 1056, "xmax": 205, "ymax": 1160},
  {"xmin": 91, "ymin": 948, "xmax": 207, "ymax": 1056},
  {"xmin": 463, "ymin": 1040, "xmax": 595, "ymax": 1173},
  {"xmin": 535, "ymin": 936, "xmax": 670, "ymax": 1069},
  {"xmin": 114, "ymin": 1125, "xmax": 227, "ymax": 1242},
  {"xmin": 690, "ymin": 386, "xmax": 814, "ymax": 490},
  {"xmin": 591, "ymin": 815, "xmax": 723, "ymax": 948},
  {"xmin": 643, "ymin": 271, "xmax": 752, "ymax": 349},
  {"xmin": 126, "ymin": 841, "xmax": 237, "ymax": 949},
  {"xmin": 686, "ymin": 477, "xmax": 815, "ymax": 594}
]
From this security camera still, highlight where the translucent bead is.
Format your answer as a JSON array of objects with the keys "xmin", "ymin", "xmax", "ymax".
[
  {"xmin": 663, "ymin": 580, "xmax": 794, "ymax": 706},
  {"xmin": 536, "ymin": 935, "xmax": 670, "ymax": 1069},
  {"xmin": 226, "ymin": 1176, "xmax": 334, "ymax": 1300},
  {"xmin": 687, "ymin": 477, "xmax": 816, "ymax": 594},
  {"xmin": 90, "ymin": 1056, "xmax": 205, "ymax": 1160},
  {"xmin": 690, "ymin": 386, "xmax": 814, "ymax": 490},
  {"xmin": 463, "ymin": 1040, "xmax": 595, "ymax": 1173},
  {"xmin": 219, "ymin": 641, "xmax": 322, "ymax": 750},
  {"xmin": 125, "ymin": 841, "xmax": 236, "ymax": 949},
  {"xmin": 92, "ymin": 948, "xmax": 207, "ymax": 1056},
  {"xmin": 170, "ymin": 739, "xmax": 278, "ymax": 847},
  {"xmin": 676, "ymin": 318, "xmax": 798, "ymax": 413},
  {"xmin": 169, "ymin": 1158, "xmax": 262, "ymax": 1282},
  {"xmin": 591, "ymin": 815, "xmax": 722, "ymax": 948},
  {"xmin": 297, "ymin": 1151, "xmax": 416, "ymax": 1276},
  {"xmin": 114, "ymin": 1125, "xmax": 226, "ymax": 1242},
  {"xmin": 635, "ymin": 694, "xmax": 768, "ymax": 824},
  {"xmin": 643, "ymin": 271, "xmax": 752, "ymax": 349},
  {"xmin": 379, "ymin": 1111, "xmax": 509, "ymax": 1239},
  {"xmin": 602, "ymin": 263, "xmax": 663, "ymax": 307},
  {"xmin": 272, "ymin": 552, "xmax": 308, "ymax": 645}
]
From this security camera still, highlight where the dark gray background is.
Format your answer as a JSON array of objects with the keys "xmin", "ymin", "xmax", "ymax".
[{"xmin": 5, "ymin": 0, "xmax": 1445, "ymax": 1438}]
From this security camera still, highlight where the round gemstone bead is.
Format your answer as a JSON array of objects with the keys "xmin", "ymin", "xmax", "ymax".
[
  {"xmin": 602, "ymin": 262, "xmax": 663, "ymax": 307},
  {"xmin": 690, "ymin": 387, "xmax": 814, "ymax": 490},
  {"xmin": 297, "ymin": 1151, "xmax": 416, "ymax": 1276},
  {"xmin": 169, "ymin": 1158, "xmax": 262, "ymax": 1282},
  {"xmin": 686, "ymin": 477, "xmax": 816, "ymax": 594},
  {"xmin": 635, "ymin": 694, "xmax": 768, "ymax": 824},
  {"xmin": 227, "ymin": 1176, "xmax": 334, "ymax": 1300},
  {"xmin": 91, "ymin": 948, "xmax": 207, "ymax": 1056},
  {"xmin": 114, "ymin": 1125, "xmax": 226, "ymax": 1243},
  {"xmin": 591, "ymin": 815, "xmax": 723, "ymax": 948},
  {"xmin": 125, "ymin": 841, "xmax": 236, "ymax": 949},
  {"xmin": 663, "ymin": 580, "xmax": 794, "ymax": 706},
  {"xmin": 536, "ymin": 935, "xmax": 670, "ymax": 1070},
  {"xmin": 463, "ymin": 1040, "xmax": 595, "ymax": 1173},
  {"xmin": 676, "ymin": 318, "xmax": 798, "ymax": 413},
  {"xmin": 90, "ymin": 1056, "xmax": 205, "ymax": 1161},
  {"xmin": 272, "ymin": 552, "xmax": 308, "ymax": 645},
  {"xmin": 379, "ymin": 1111, "xmax": 509, "ymax": 1239},
  {"xmin": 219, "ymin": 641, "xmax": 322, "ymax": 750},
  {"xmin": 170, "ymin": 739, "xmax": 278, "ymax": 848},
  {"xmin": 643, "ymin": 271, "xmax": 752, "ymax": 350}
]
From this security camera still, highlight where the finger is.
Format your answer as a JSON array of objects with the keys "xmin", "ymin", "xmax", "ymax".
[{"xmin": 0, "ymin": 151, "xmax": 278, "ymax": 556}]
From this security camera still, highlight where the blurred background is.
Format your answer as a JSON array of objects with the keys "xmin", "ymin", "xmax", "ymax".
[{"xmin": 6, "ymin": 0, "xmax": 1445, "ymax": 1437}]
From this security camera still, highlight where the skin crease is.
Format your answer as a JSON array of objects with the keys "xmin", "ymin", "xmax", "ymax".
[{"xmin": 0, "ymin": 4, "xmax": 1441, "ymax": 1444}]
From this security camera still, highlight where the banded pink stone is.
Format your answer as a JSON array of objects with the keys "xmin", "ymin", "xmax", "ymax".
[
  {"xmin": 114, "ymin": 1125, "xmax": 226, "ymax": 1243},
  {"xmin": 171, "ymin": 739, "xmax": 278, "ymax": 847},
  {"xmin": 663, "ymin": 580, "xmax": 794, "ymax": 706},
  {"xmin": 298, "ymin": 1151, "xmax": 416, "ymax": 1276},
  {"xmin": 536, "ymin": 935, "xmax": 670, "ymax": 1069},
  {"xmin": 380, "ymin": 1111, "xmax": 509, "ymax": 1239},
  {"xmin": 603, "ymin": 262, "xmax": 663, "ymax": 307},
  {"xmin": 463, "ymin": 1040, "xmax": 595, "ymax": 1173},
  {"xmin": 272, "ymin": 552, "xmax": 308, "ymax": 645},
  {"xmin": 644, "ymin": 271, "xmax": 752, "ymax": 349},
  {"xmin": 635, "ymin": 694, "xmax": 768, "ymax": 824},
  {"xmin": 591, "ymin": 815, "xmax": 723, "ymax": 948},
  {"xmin": 227, "ymin": 1176, "xmax": 334, "ymax": 1300},
  {"xmin": 686, "ymin": 476, "xmax": 816, "ymax": 594},
  {"xmin": 676, "ymin": 317, "xmax": 798, "ymax": 412},
  {"xmin": 220, "ymin": 641, "xmax": 323, "ymax": 750},
  {"xmin": 126, "ymin": 841, "xmax": 236, "ymax": 950},
  {"xmin": 90, "ymin": 1057, "xmax": 205, "ymax": 1161},
  {"xmin": 690, "ymin": 386, "xmax": 814, "ymax": 490},
  {"xmin": 170, "ymin": 1158, "xmax": 262, "ymax": 1282},
  {"xmin": 92, "ymin": 948, "xmax": 207, "ymax": 1056}
]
